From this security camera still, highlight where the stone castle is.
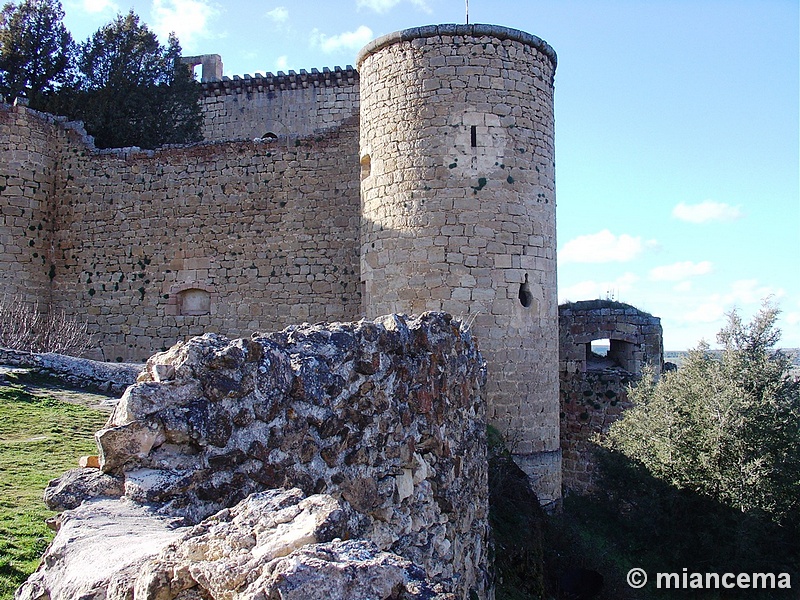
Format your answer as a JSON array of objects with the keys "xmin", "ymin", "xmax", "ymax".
[{"xmin": 0, "ymin": 24, "xmax": 662, "ymax": 506}]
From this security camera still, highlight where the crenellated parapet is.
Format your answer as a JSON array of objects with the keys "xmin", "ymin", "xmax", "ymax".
[{"xmin": 199, "ymin": 65, "xmax": 358, "ymax": 97}]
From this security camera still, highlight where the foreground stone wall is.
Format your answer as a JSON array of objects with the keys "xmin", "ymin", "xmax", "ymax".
[
  {"xmin": 559, "ymin": 300, "xmax": 662, "ymax": 493},
  {"xmin": 21, "ymin": 313, "xmax": 490, "ymax": 599},
  {"xmin": 198, "ymin": 67, "xmax": 359, "ymax": 142},
  {"xmin": 358, "ymin": 24, "xmax": 560, "ymax": 506}
]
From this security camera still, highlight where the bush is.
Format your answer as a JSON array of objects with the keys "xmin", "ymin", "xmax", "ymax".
[
  {"xmin": 0, "ymin": 297, "xmax": 92, "ymax": 356},
  {"xmin": 603, "ymin": 302, "xmax": 800, "ymax": 521}
]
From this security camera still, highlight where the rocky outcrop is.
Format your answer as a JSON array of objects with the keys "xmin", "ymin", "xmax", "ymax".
[
  {"xmin": 18, "ymin": 312, "xmax": 489, "ymax": 600},
  {"xmin": 0, "ymin": 348, "xmax": 140, "ymax": 395}
]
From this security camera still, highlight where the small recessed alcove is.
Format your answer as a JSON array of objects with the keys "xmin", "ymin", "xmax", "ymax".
[
  {"xmin": 360, "ymin": 154, "xmax": 371, "ymax": 180},
  {"xmin": 178, "ymin": 288, "xmax": 211, "ymax": 316}
]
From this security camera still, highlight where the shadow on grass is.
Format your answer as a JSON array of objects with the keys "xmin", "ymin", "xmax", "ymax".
[{"xmin": 546, "ymin": 448, "xmax": 800, "ymax": 599}]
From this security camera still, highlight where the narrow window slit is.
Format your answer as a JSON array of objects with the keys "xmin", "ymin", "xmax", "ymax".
[
  {"xmin": 470, "ymin": 125, "xmax": 477, "ymax": 148},
  {"xmin": 519, "ymin": 273, "xmax": 533, "ymax": 308}
]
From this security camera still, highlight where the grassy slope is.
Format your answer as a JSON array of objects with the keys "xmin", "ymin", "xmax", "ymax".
[{"xmin": 0, "ymin": 384, "xmax": 107, "ymax": 600}]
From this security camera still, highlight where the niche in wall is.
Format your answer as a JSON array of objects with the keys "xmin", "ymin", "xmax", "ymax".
[{"xmin": 178, "ymin": 288, "xmax": 211, "ymax": 316}]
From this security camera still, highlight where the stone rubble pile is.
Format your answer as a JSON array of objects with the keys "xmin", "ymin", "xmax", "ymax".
[{"xmin": 18, "ymin": 312, "xmax": 490, "ymax": 600}]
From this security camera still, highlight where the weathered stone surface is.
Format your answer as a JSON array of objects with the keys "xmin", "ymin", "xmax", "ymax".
[
  {"xmin": 43, "ymin": 468, "xmax": 124, "ymax": 511},
  {"xmin": 25, "ymin": 313, "xmax": 489, "ymax": 599},
  {"xmin": 250, "ymin": 539, "xmax": 445, "ymax": 600},
  {"xmin": 0, "ymin": 348, "xmax": 140, "ymax": 395},
  {"xmin": 21, "ymin": 489, "xmax": 440, "ymax": 600},
  {"xmin": 17, "ymin": 498, "xmax": 183, "ymax": 600}
]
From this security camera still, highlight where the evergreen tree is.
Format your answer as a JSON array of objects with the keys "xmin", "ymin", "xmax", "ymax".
[
  {"xmin": 603, "ymin": 302, "xmax": 800, "ymax": 521},
  {"xmin": 72, "ymin": 10, "xmax": 201, "ymax": 149},
  {"xmin": 0, "ymin": 0, "xmax": 73, "ymax": 106}
]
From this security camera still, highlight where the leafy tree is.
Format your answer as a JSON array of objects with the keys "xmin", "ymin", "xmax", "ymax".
[
  {"xmin": 603, "ymin": 302, "xmax": 800, "ymax": 521},
  {"xmin": 0, "ymin": 0, "xmax": 73, "ymax": 106},
  {"xmin": 71, "ymin": 10, "xmax": 201, "ymax": 149}
]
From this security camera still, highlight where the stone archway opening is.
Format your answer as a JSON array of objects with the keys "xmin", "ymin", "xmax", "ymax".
[{"xmin": 586, "ymin": 338, "xmax": 637, "ymax": 372}]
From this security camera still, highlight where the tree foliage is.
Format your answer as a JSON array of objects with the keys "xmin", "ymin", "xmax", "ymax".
[
  {"xmin": 603, "ymin": 302, "xmax": 800, "ymax": 521},
  {"xmin": 1, "ymin": 4, "xmax": 201, "ymax": 149},
  {"xmin": 0, "ymin": 0, "xmax": 73, "ymax": 105},
  {"xmin": 69, "ymin": 10, "xmax": 201, "ymax": 149}
]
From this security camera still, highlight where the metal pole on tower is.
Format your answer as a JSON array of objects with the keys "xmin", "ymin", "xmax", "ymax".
[{"xmin": 466, "ymin": 0, "xmax": 469, "ymax": 24}]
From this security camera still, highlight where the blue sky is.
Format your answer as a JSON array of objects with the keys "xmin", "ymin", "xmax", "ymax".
[{"xmin": 60, "ymin": 0, "xmax": 799, "ymax": 350}]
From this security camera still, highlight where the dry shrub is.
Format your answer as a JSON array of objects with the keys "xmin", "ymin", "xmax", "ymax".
[{"xmin": 0, "ymin": 296, "xmax": 93, "ymax": 356}]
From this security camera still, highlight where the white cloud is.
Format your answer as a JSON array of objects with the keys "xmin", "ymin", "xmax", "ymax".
[
  {"xmin": 151, "ymin": 0, "xmax": 219, "ymax": 49},
  {"xmin": 725, "ymin": 279, "xmax": 784, "ymax": 305},
  {"xmin": 559, "ymin": 229, "xmax": 657, "ymax": 264},
  {"xmin": 672, "ymin": 200, "xmax": 743, "ymax": 224},
  {"xmin": 266, "ymin": 7, "xmax": 289, "ymax": 23},
  {"xmin": 675, "ymin": 280, "xmax": 785, "ymax": 327},
  {"xmin": 311, "ymin": 25, "xmax": 374, "ymax": 54},
  {"xmin": 558, "ymin": 273, "xmax": 640, "ymax": 304},
  {"xmin": 78, "ymin": 0, "xmax": 118, "ymax": 13},
  {"xmin": 275, "ymin": 55, "xmax": 289, "ymax": 71},
  {"xmin": 649, "ymin": 260, "xmax": 713, "ymax": 282},
  {"xmin": 357, "ymin": 0, "xmax": 431, "ymax": 14}
]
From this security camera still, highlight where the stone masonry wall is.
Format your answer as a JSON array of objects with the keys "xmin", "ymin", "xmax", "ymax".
[
  {"xmin": 560, "ymin": 368, "xmax": 634, "ymax": 494},
  {"xmin": 0, "ymin": 104, "xmax": 61, "ymax": 311},
  {"xmin": 559, "ymin": 300, "xmax": 662, "ymax": 494},
  {"xmin": 198, "ymin": 68, "xmax": 359, "ymax": 142},
  {"xmin": 0, "ymin": 103, "xmax": 362, "ymax": 362},
  {"xmin": 358, "ymin": 24, "xmax": 561, "ymax": 506}
]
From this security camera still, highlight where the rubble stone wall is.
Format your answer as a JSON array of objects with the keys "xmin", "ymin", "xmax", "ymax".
[{"xmin": 26, "ymin": 313, "xmax": 489, "ymax": 599}]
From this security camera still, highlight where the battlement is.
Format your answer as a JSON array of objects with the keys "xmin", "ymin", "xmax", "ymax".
[{"xmin": 199, "ymin": 65, "xmax": 358, "ymax": 97}]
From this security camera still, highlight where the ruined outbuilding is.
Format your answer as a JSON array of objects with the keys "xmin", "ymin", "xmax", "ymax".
[{"xmin": 558, "ymin": 300, "xmax": 663, "ymax": 493}]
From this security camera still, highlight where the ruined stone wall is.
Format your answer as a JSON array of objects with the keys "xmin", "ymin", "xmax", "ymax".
[
  {"xmin": 25, "ymin": 313, "xmax": 490, "ymax": 599},
  {"xmin": 559, "ymin": 300, "xmax": 662, "ymax": 494},
  {"xmin": 358, "ymin": 24, "xmax": 561, "ymax": 506},
  {"xmin": 0, "ymin": 104, "xmax": 61, "ymax": 310},
  {"xmin": 560, "ymin": 368, "xmax": 634, "ymax": 493},
  {"xmin": 198, "ymin": 68, "xmax": 359, "ymax": 142},
  {"xmin": 0, "ymin": 103, "xmax": 361, "ymax": 362}
]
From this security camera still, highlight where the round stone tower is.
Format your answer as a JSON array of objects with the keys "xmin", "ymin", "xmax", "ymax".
[{"xmin": 357, "ymin": 24, "xmax": 560, "ymax": 506}]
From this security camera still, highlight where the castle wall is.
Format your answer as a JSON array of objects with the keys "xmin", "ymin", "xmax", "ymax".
[
  {"xmin": 0, "ymin": 104, "xmax": 361, "ymax": 362},
  {"xmin": 198, "ymin": 68, "xmax": 359, "ymax": 142},
  {"xmin": 54, "ymin": 118, "xmax": 362, "ymax": 362},
  {"xmin": 357, "ymin": 25, "xmax": 561, "ymax": 506},
  {"xmin": 0, "ymin": 105, "xmax": 60, "ymax": 311},
  {"xmin": 560, "ymin": 367, "xmax": 634, "ymax": 493}
]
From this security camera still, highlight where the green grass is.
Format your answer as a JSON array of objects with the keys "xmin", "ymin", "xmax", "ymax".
[{"xmin": 0, "ymin": 384, "xmax": 107, "ymax": 600}]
